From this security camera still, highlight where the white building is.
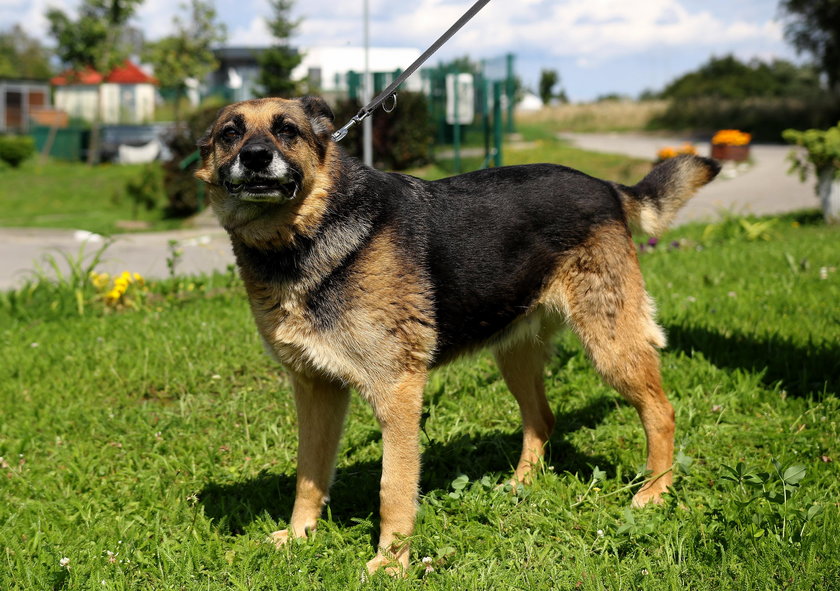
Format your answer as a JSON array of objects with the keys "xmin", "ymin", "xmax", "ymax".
[
  {"xmin": 51, "ymin": 60, "xmax": 157, "ymax": 124},
  {"xmin": 293, "ymin": 46, "xmax": 423, "ymax": 95}
]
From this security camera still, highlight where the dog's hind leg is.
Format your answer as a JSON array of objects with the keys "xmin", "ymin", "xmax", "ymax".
[
  {"xmin": 270, "ymin": 371, "xmax": 350, "ymax": 546},
  {"xmin": 494, "ymin": 337, "xmax": 556, "ymax": 485},
  {"xmin": 546, "ymin": 223, "xmax": 675, "ymax": 507},
  {"xmin": 364, "ymin": 369, "xmax": 427, "ymax": 576}
]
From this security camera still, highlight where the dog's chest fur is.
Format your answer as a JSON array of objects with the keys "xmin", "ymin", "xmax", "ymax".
[{"xmin": 233, "ymin": 226, "xmax": 437, "ymax": 392}]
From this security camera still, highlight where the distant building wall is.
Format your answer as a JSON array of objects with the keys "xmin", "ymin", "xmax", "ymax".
[
  {"xmin": 293, "ymin": 47, "xmax": 423, "ymax": 94},
  {"xmin": 55, "ymin": 83, "xmax": 156, "ymax": 124},
  {"xmin": 0, "ymin": 79, "xmax": 51, "ymax": 132}
]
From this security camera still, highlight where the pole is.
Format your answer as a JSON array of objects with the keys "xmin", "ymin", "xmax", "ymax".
[
  {"xmin": 493, "ymin": 81, "xmax": 503, "ymax": 167},
  {"xmin": 362, "ymin": 0, "xmax": 373, "ymax": 167},
  {"xmin": 453, "ymin": 72, "xmax": 461, "ymax": 174}
]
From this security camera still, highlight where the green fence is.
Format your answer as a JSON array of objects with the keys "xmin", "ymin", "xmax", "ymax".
[
  {"xmin": 421, "ymin": 53, "xmax": 517, "ymax": 170},
  {"xmin": 31, "ymin": 126, "xmax": 89, "ymax": 161}
]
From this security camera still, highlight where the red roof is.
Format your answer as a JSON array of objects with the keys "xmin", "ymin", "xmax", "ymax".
[{"xmin": 51, "ymin": 60, "xmax": 158, "ymax": 86}]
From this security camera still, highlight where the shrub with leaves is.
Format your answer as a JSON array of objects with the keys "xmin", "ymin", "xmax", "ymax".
[
  {"xmin": 332, "ymin": 91, "xmax": 433, "ymax": 170},
  {"xmin": 783, "ymin": 122, "xmax": 840, "ymax": 181},
  {"xmin": 162, "ymin": 101, "xmax": 225, "ymax": 217},
  {"xmin": 0, "ymin": 135, "xmax": 35, "ymax": 168},
  {"xmin": 125, "ymin": 164, "xmax": 164, "ymax": 219}
]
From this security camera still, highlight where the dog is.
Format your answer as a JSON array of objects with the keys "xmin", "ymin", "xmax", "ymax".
[{"xmin": 196, "ymin": 96, "xmax": 720, "ymax": 574}]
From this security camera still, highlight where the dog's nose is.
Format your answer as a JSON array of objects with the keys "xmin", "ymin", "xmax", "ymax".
[{"xmin": 239, "ymin": 143, "xmax": 273, "ymax": 171}]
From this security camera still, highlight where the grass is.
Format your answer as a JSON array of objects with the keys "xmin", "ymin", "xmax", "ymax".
[
  {"xmin": 516, "ymin": 100, "xmax": 669, "ymax": 135},
  {"xmin": 411, "ymin": 137, "xmax": 651, "ymax": 184},
  {"xmin": 0, "ymin": 209, "xmax": 837, "ymax": 589},
  {"xmin": 0, "ymin": 159, "xmax": 182, "ymax": 236}
]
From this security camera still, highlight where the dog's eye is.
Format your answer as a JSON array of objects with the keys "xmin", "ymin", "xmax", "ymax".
[
  {"xmin": 275, "ymin": 123, "xmax": 298, "ymax": 139},
  {"xmin": 221, "ymin": 127, "xmax": 241, "ymax": 142}
]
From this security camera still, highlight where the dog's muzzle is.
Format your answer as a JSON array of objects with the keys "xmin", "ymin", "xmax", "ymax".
[{"xmin": 224, "ymin": 142, "xmax": 299, "ymax": 203}]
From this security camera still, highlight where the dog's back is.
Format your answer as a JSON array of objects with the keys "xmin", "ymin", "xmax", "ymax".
[{"xmin": 364, "ymin": 156, "xmax": 719, "ymax": 361}]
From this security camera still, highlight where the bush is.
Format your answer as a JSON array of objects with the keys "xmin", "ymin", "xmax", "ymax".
[
  {"xmin": 0, "ymin": 135, "xmax": 36, "ymax": 167},
  {"xmin": 161, "ymin": 102, "xmax": 223, "ymax": 217},
  {"xmin": 648, "ymin": 96, "xmax": 840, "ymax": 142},
  {"xmin": 125, "ymin": 164, "xmax": 165, "ymax": 219},
  {"xmin": 332, "ymin": 91, "xmax": 433, "ymax": 170}
]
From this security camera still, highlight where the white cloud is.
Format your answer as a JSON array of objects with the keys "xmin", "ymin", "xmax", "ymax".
[
  {"xmin": 3, "ymin": 0, "xmax": 794, "ymax": 99},
  {"xmin": 227, "ymin": 16, "xmax": 273, "ymax": 46}
]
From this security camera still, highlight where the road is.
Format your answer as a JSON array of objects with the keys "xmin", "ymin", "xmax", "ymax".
[{"xmin": 0, "ymin": 134, "xmax": 817, "ymax": 290}]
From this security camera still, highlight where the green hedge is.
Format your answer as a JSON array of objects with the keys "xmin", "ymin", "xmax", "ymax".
[
  {"xmin": 648, "ymin": 97, "xmax": 840, "ymax": 142},
  {"xmin": 332, "ymin": 91, "xmax": 433, "ymax": 170},
  {"xmin": 0, "ymin": 135, "xmax": 36, "ymax": 167}
]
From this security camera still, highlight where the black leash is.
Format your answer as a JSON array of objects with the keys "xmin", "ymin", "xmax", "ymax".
[{"xmin": 331, "ymin": 0, "xmax": 492, "ymax": 142}]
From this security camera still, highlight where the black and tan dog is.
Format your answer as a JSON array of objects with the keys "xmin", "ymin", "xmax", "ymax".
[{"xmin": 196, "ymin": 96, "xmax": 719, "ymax": 574}]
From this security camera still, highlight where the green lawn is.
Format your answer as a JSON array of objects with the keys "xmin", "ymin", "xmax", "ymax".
[
  {"xmin": 1, "ymin": 210, "xmax": 837, "ymax": 589},
  {"xmin": 0, "ymin": 160, "xmax": 182, "ymax": 236}
]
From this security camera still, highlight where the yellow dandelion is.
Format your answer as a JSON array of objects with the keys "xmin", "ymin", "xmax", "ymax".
[{"xmin": 89, "ymin": 271, "xmax": 110, "ymax": 290}]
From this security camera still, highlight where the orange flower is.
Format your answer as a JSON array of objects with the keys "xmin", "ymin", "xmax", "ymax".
[
  {"xmin": 712, "ymin": 129, "xmax": 751, "ymax": 146},
  {"xmin": 657, "ymin": 147, "xmax": 678, "ymax": 160}
]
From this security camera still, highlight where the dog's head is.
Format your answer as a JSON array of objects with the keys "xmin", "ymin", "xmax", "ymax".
[{"xmin": 195, "ymin": 97, "xmax": 335, "ymax": 228}]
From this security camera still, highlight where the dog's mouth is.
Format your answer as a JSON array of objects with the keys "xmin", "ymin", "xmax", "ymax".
[{"xmin": 223, "ymin": 176, "xmax": 299, "ymax": 203}]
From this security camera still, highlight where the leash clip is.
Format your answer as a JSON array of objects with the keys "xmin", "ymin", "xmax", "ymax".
[
  {"xmin": 332, "ymin": 117, "xmax": 359, "ymax": 142},
  {"xmin": 382, "ymin": 93, "xmax": 397, "ymax": 113}
]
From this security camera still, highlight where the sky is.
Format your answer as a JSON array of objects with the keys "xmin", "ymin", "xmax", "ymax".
[{"xmin": 1, "ymin": 0, "xmax": 802, "ymax": 101}]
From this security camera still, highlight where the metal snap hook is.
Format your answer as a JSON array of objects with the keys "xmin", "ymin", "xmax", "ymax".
[{"xmin": 382, "ymin": 93, "xmax": 398, "ymax": 113}]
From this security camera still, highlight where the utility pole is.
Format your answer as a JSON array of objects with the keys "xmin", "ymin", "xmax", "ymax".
[{"xmin": 362, "ymin": 0, "xmax": 373, "ymax": 167}]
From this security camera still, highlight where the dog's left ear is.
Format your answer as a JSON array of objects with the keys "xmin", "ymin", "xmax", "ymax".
[{"xmin": 299, "ymin": 96, "xmax": 334, "ymax": 138}]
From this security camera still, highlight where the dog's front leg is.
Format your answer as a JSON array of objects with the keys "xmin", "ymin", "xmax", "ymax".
[
  {"xmin": 270, "ymin": 370, "xmax": 350, "ymax": 546},
  {"xmin": 364, "ymin": 370, "xmax": 427, "ymax": 576}
]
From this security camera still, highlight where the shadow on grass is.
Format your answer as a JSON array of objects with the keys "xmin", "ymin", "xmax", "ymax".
[
  {"xmin": 666, "ymin": 323, "xmax": 840, "ymax": 397},
  {"xmin": 199, "ymin": 395, "xmax": 616, "ymax": 534}
]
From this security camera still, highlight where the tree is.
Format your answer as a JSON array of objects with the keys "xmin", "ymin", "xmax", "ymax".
[
  {"xmin": 780, "ymin": 0, "xmax": 840, "ymax": 93},
  {"xmin": 538, "ymin": 69, "xmax": 558, "ymax": 105},
  {"xmin": 257, "ymin": 0, "xmax": 303, "ymax": 97},
  {"xmin": 660, "ymin": 55, "xmax": 824, "ymax": 100},
  {"xmin": 0, "ymin": 25, "xmax": 53, "ymax": 79},
  {"xmin": 46, "ymin": 0, "xmax": 144, "ymax": 164},
  {"xmin": 143, "ymin": 0, "xmax": 226, "ymax": 124}
]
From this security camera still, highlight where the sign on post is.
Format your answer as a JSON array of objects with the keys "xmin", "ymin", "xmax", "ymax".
[{"xmin": 445, "ymin": 73, "xmax": 474, "ymax": 125}]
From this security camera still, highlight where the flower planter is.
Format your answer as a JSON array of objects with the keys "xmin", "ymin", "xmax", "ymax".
[
  {"xmin": 711, "ymin": 143, "xmax": 750, "ymax": 162},
  {"xmin": 817, "ymin": 166, "xmax": 840, "ymax": 224}
]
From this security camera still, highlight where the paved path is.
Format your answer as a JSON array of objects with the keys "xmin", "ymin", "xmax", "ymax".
[
  {"xmin": 0, "ymin": 134, "xmax": 818, "ymax": 290},
  {"xmin": 559, "ymin": 132, "xmax": 816, "ymax": 225},
  {"xmin": 0, "ymin": 223, "xmax": 234, "ymax": 291}
]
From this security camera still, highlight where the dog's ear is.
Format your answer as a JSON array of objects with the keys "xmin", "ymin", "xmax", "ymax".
[
  {"xmin": 197, "ymin": 125, "xmax": 213, "ymax": 160},
  {"xmin": 299, "ymin": 96, "xmax": 334, "ymax": 137},
  {"xmin": 195, "ymin": 123, "xmax": 217, "ymax": 182}
]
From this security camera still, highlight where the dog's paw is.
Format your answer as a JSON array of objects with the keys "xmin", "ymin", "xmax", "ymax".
[
  {"xmin": 268, "ymin": 529, "xmax": 301, "ymax": 548},
  {"xmin": 365, "ymin": 553, "xmax": 408, "ymax": 578},
  {"xmin": 630, "ymin": 487, "xmax": 668, "ymax": 509}
]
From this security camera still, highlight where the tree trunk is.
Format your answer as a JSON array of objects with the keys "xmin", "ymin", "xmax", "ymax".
[
  {"xmin": 817, "ymin": 166, "xmax": 840, "ymax": 224},
  {"xmin": 86, "ymin": 83, "xmax": 103, "ymax": 166}
]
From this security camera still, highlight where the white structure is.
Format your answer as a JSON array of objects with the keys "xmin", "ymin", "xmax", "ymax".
[
  {"xmin": 293, "ymin": 46, "xmax": 423, "ymax": 94},
  {"xmin": 51, "ymin": 60, "xmax": 157, "ymax": 124}
]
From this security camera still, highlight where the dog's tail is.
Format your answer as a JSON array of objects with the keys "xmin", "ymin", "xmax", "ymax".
[{"xmin": 614, "ymin": 155, "xmax": 720, "ymax": 237}]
